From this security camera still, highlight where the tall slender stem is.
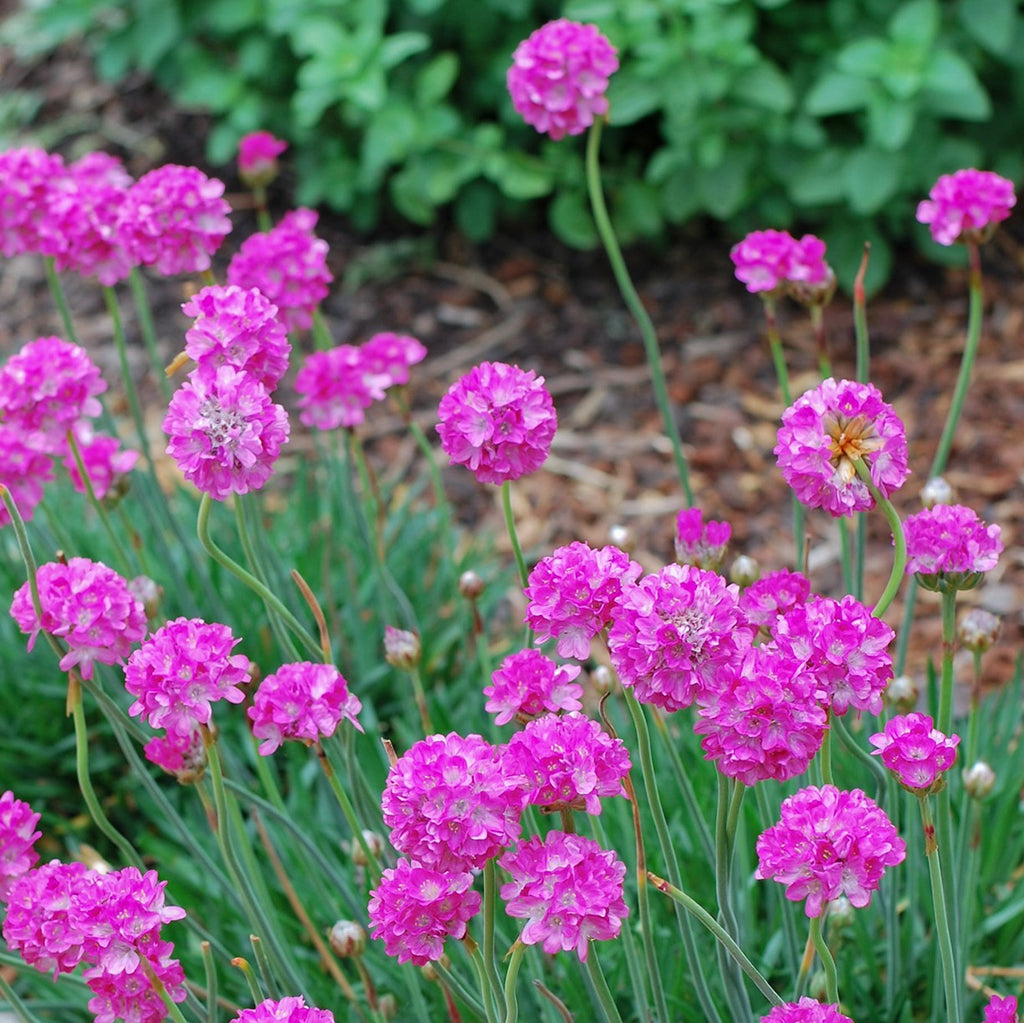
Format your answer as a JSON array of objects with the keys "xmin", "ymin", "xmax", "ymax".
[
  {"xmin": 501, "ymin": 480, "xmax": 529, "ymax": 590},
  {"xmin": 584, "ymin": 949, "xmax": 625, "ymax": 1023},
  {"xmin": 129, "ymin": 268, "xmax": 172, "ymax": 402},
  {"xmin": 852, "ymin": 460, "xmax": 905, "ymax": 618},
  {"xmin": 853, "ymin": 243, "xmax": 871, "ymax": 384},
  {"xmin": 43, "ymin": 255, "xmax": 79, "ymax": 345},
  {"xmin": 808, "ymin": 914, "xmax": 839, "ymax": 1005}
]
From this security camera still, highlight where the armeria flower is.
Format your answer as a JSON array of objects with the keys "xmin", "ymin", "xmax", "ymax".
[
  {"xmin": 775, "ymin": 377, "xmax": 910, "ymax": 517},
  {"xmin": 755, "ymin": 784, "xmax": 906, "ymax": 918},
  {"xmin": 608, "ymin": 563, "xmax": 749, "ymax": 713},
  {"xmin": 182, "ymin": 284, "xmax": 292, "ymax": 390},
  {"xmin": 124, "ymin": 617, "xmax": 250, "ymax": 735},
  {"xmin": 227, "ymin": 207, "xmax": 332, "ymax": 332},
  {"xmin": 772, "ymin": 594, "xmax": 893, "ymax": 717},
  {"xmin": 502, "ymin": 712, "xmax": 630, "ymax": 814},
  {"xmin": 984, "ymin": 994, "xmax": 1020, "ymax": 1023},
  {"xmin": 10, "ymin": 557, "xmax": 147, "ymax": 679},
  {"xmin": 163, "ymin": 364, "xmax": 289, "ymax": 500},
  {"xmin": 499, "ymin": 831, "xmax": 628, "ymax": 961},
  {"xmin": 484, "ymin": 649, "xmax": 583, "ymax": 725},
  {"xmin": 759, "ymin": 998, "xmax": 854, "ymax": 1023},
  {"xmin": 361, "ymin": 331, "xmax": 427, "ymax": 389},
  {"xmin": 230, "ymin": 997, "xmax": 336, "ymax": 1023},
  {"xmin": 731, "ymin": 229, "xmax": 799, "ymax": 294},
  {"xmin": 0, "ymin": 790, "xmax": 41, "ymax": 899},
  {"xmin": 738, "ymin": 568, "xmax": 811, "ymax": 631},
  {"xmin": 524, "ymin": 541, "xmax": 642, "ymax": 660},
  {"xmin": 294, "ymin": 344, "xmax": 385, "ymax": 431},
  {"xmin": 144, "ymin": 727, "xmax": 207, "ymax": 783},
  {"xmin": 0, "ymin": 146, "xmax": 65, "ymax": 257},
  {"xmin": 507, "ymin": 19, "xmax": 619, "ymax": 141},
  {"xmin": 237, "ymin": 131, "xmax": 288, "ymax": 188},
  {"xmin": 694, "ymin": 644, "xmax": 828, "ymax": 786},
  {"xmin": 902, "ymin": 503, "xmax": 1002, "ymax": 591},
  {"xmin": 62, "ymin": 419, "xmax": 138, "ymax": 500},
  {"xmin": 916, "ymin": 168, "xmax": 1016, "ymax": 246},
  {"xmin": 675, "ymin": 507, "xmax": 731, "ymax": 570},
  {"xmin": 869, "ymin": 712, "xmax": 960, "ymax": 793},
  {"xmin": 436, "ymin": 361, "xmax": 557, "ymax": 485},
  {"xmin": 0, "ymin": 423, "xmax": 54, "ymax": 526},
  {"xmin": 248, "ymin": 662, "xmax": 363, "ymax": 755},
  {"xmin": 368, "ymin": 859, "xmax": 480, "ymax": 967},
  {"xmin": 84, "ymin": 955, "xmax": 187, "ymax": 1023},
  {"xmin": 381, "ymin": 732, "xmax": 524, "ymax": 872}
]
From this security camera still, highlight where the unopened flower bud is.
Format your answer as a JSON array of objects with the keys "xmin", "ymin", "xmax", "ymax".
[
  {"xmin": 729, "ymin": 554, "xmax": 761, "ymax": 588},
  {"xmin": 608, "ymin": 524, "xmax": 635, "ymax": 554},
  {"xmin": 377, "ymin": 994, "xmax": 398, "ymax": 1020},
  {"xmin": 962, "ymin": 760, "xmax": 996, "ymax": 801},
  {"xmin": 958, "ymin": 608, "xmax": 1000, "ymax": 653},
  {"xmin": 420, "ymin": 954, "xmax": 449, "ymax": 982},
  {"xmin": 458, "ymin": 570, "xmax": 485, "ymax": 600},
  {"xmin": 128, "ymin": 575, "xmax": 163, "ymax": 619},
  {"xmin": 590, "ymin": 664, "xmax": 615, "ymax": 694},
  {"xmin": 885, "ymin": 675, "xmax": 919, "ymax": 713},
  {"xmin": 921, "ymin": 476, "xmax": 954, "ymax": 508},
  {"xmin": 328, "ymin": 920, "xmax": 366, "ymax": 958},
  {"xmin": 828, "ymin": 895, "xmax": 855, "ymax": 930},
  {"xmin": 384, "ymin": 626, "xmax": 420, "ymax": 669},
  {"xmin": 237, "ymin": 130, "xmax": 287, "ymax": 189},
  {"xmin": 348, "ymin": 830, "xmax": 385, "ymax": 867}
]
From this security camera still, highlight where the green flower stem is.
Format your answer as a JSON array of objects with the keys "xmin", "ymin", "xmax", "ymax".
[
  {"xmin": 253, "ymin": 185, "xmax": 273, "ymax": 232},
  {"xmin": 231, "ymin": 957, "xmax": 266, "ymax": 1005},
  {"xmin": 434, "ymin": 960, "xmax": 487, "ymax": 1019},
  {"xmin": 467, "ymin": 938, "xmax": 500, "ymax": 1023},
  {"xmin": 852, "ymin": 459, "xmax": 906, "ymax": 618},
  {"xmin": 810, "ymin": 304, "xmax": 832, "ymax": 379},
  {"xmin": 201, "ymin": 941, "xmax": 219, "ymax": 1023},
  {"xmin": 837, "ymin": 515, "xmax": 855, "ymax": 597},
  {"xmin": 312, "ymin": 308, "xmax": 334, "ymax": 350},
  {"xmin": 753, "ymin": 785, "xmax": 799, "ymax": 973},
  {"xmin": 128, "ymin": 268, "xmax": 172, "ymax": 403},
  {"xmin": 808, "ymin": 914, "xmax": 839, "ymax": 1005},
  {"xmin": 716, "ymin": 774, "xmax": 753, "ymax": 1023},
  {"xmin": 502, "ymin": 940, "xmax": 527, "ymax": 1023},
  {"xmin": 0, "ymin": 968, "xmax": 47, "ymax": 1023},
  {"xmin": 1, "ymin": 485, "xmax": 42, "ymax": 616},
  {"xmin": 102, "ymin": 285, "xmax": 154, "ymax": 467},
  {"xmin": 483, "ymin": 860, "xmax": 505, "ymax": 1013},
  {"xmin": 819, "ymin": 712, "xmax": 834, "ymax": 787},
  {"xmin": 141, "ymin": 959, "xmax": 190, "ymax": 1023},
  {"xmin": 938, "ymin": 589, "xmax": 958, "ymax": 737},
  {"xmin": 853, "ymin": 243, "xmax": 871, "ymax": 384},
  {"xmin": 585, "ymin": 119, "xmax": 693, "ymax": 504},
  {"xmin": 584, "ymin": 948, "xmax": 625, "ymax": 1023},
  {"xmin": 501, "ymin": 480, "xmax": 530, "ymax": 590},
  {"xmin": 44, "ymin": 255, "xmax": 79, "ymax": 345},
  {"xmin": 832, "ymin": 714, "xmax": 888, "ymax": 800}
]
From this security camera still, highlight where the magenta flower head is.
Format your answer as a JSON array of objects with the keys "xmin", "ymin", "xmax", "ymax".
[
  {"xmin": 984, "ymin": 995, "xmax": 1020, "ymax": 1023},
  {"xmin": 10, "ymin": 557, "xmax": 146, "ymax": 679},
  {"xmin": 675, "ymin": 506, "xmax": 731, "ymax": 571},
  {"xmin": 294, "ymin": 344, "xmax": 384, "ymax": 431},
  {"xmin": 524, "ymin": 541, "xmax": 642, "ymax": 659},
  {"xmin": 436, "ymin": 361, "xmax": 557, "ymax": 484},
  {"xmin": 484, "ymin": 649, "xmax": 583, "ymax": 725},
  {"xmin": 62, "ymin": 420, "xmax": 138, "ymax": 501},
  {"xmin": 759, "ymin": 999, "xmax": 854, "ymax": 1023},
  {"xmin": 738, "ymin": 568, "xmax": 811, "ymax": 631},
  {"xmin": 237, "ymin": 131, "xmax": 288, "ymax": 189},
  {"xmin": 775, "ymin": 377, "xmax": 910, "ymax": 517},
  {"xmin": 227, "ymin": 208, "xmax": 332, "ymax": 331},
  {"xmin": 869, "ymin": 712, "xmax": 960, "ymax": 794},
  {"xmin": 0, "ymin": 425, "xmax": 54, "ymax": 526},
  {"xmin": 0, "ymin": 790, "xmax": 41, "ymax": 900},
  {"xmin": 731, "ymin": 229, "xmax": 797, "ymax": 294},
  {"xmin": 755, "ymin": 784, "xmax": 906, "ymax": 918},
  {"xmin": 163, "ymin": 365, "xmax": 289, "ymax": 500},
  {"xmin": 508, "ymin": 19, "xmax": 619, "ymax": 141},
  {"xmin": 0, "ymin": 146, "xmax": 66, "ymax": 257},
  {"xmin": 499, "ymin": 830, "xmax": 628, "ymax": 961},
  {"xmin": 230, "ymin": 995, "xmax": 336, "ymax": 1023},
  {"xmin": 144, "ymin": 728, "xmax": 207, "ymax": 783},
  {"xmin": 916, "ymin": 168, "xmax": 1016, "ymax": 246},
  {"xmin": 903, "ymin": 503, "xmax": 1002, "ymax": 592},
  {"xmin": 248, "ymin": 662, "xmax": 363, "ymax": 755},
  {"xmin": 361, "ymin": 331, "xmax": 427, "ymax": 389}
]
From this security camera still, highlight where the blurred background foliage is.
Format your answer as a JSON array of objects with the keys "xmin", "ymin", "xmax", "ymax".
[{"xmin": 3, "ymin": 0, "xmax": 1024, "ymax": 288}]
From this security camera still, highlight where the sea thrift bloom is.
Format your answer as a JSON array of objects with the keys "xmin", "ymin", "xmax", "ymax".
[
  {"xmin": 0, "ymin": 424, "xmax": 54, "ymax": 526},
  {"xmin": 248, "ymin": 662, "xmax": 363, "ymax": 755},
  {"xmin": 294, "ymin": 344, "xmax": 384, "ymax": 430},
  {"xmin": 759, "ymin": 999, "xmax": 853, "ymax": 1023},
  {"xmin": 118, "ymin": 164, "xmax": 231, "ymax": 275},
  {"xmin": 902, "ymin": 503, "xmax": 1002, "ymax": 589},
  {"xmin": 755, "ymin": 784, "xmax": 906, "ymax": 918},
  {"xmin": 368, "ymin": 859, "xmax": 480, "ymax": 967},
  {"xmin": 869, "ymin": 712, "xmax": 960, "ymax": 792},
  {"xmin": 162, "ymin": 364, "xmax": 289, "ymax": 500},
  {"xmin": 10, "ymin": 557, "xmax": 146, "ymax": 679},
  {"xmin": 731, "ymin": 229, "xmax": 797, "ymax": 294},
  {"xmin": 361, "ymin": 331, "xmax": 427, "ymax": 389},
  {"xmin": 507, "ymin": 19, "xmax": 619, "ymax": 141},
  {"xmin": 237, "ymin": 131, "xmax": 288, "ymax": 188},
  {"xmin": 916, "ymin": 168, "xmax": 1016, "ymax": 245},
  {"xmin": 227, "ymin": 207, "xmax": 332, "ymax": 331},
  {"xmin": 524, "ymin": 541, "xmax": 642, "ymax": 659},
  {"xmin": 436, "ymin": 361, "xmax": 557, "ymax": 484},
  {"xmin": 503, "ymin": 712, "xmax": 630, "ymax": 814},
  {"xmin": 144, "ymin": 728, "xmax": 207, "ymax": 782},
  {"xmin": 607, "ymin": 563, "xmax": 749, "ymax": 713},
  {"xmin": 62, "ymin": 420, "xmax": 139, "ymax": 500},
  {"xmin": 84, "ymin": 956, "xmax": 187, "ymax": 1023},
  {"xmin": 984, "ymin": 994, "xmax": 1019, "ymax": 1023},
  {"xmin": 775, "ymin": 377, "xmax": 910, "ymax": 517},
  {"xmin": 484, "ymin": 649, "xmax": 583, "ymax": 725},
  {"xmin": 499, "ymin": 831, "xmax": 628, "ymax": 961},
  {"xmin": 0, "ymin": 790, "xmax": 41, "ymax": 899},
  {"xmin": 182, "ymin": 284, "xmax": 292, "ymax": 390},
  {"xmin": 738, "ymin": 568, "xmax": 811, "ymax": 630},
  {"xmin": 381, "ymin": 732, "xmax": 524, "ymax": 872},
  {"xmin": 0, "ymin": 146, "xmax": 65, "ymax": 256},
  {"xmin": 124, "ymin": 617, "xmax": 250, "ymax": 735},
  {"xmin": 675, "ymin": 507, "xmax": 731, "ymax": 570}
]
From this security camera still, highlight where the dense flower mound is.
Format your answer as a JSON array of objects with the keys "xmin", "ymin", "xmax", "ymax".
[
  {"xmin": 507, "ymin": 19, "xmax": 619, "ymax": 140},
  {"xmin": 759, "ymin": 998, "xmax": 854, "ymax": 1022},
  {"xmin": 124, "ymin": 617, "xmax": 250, "ymax": 735},
  {"xmin": 182, "ymin": 284, "xmax": 292, "ymax": 390},
  {"xmin": 62, "ymin": 420, "xmax": 138, "ymax": 500},
  {"xmin": 361, "ymin": 331, "xmax": 427, "ymax": 389},
  {"xmin": 731, "ymin": 230, "xmax": 833, "ymax": 296},
  {"xmin": 231, "ymin": 995, "xmax": 336, "ymax": 1023},
  {"xmin": 775, "ymin": 378, "xmax": 910, "ymax": 516},
  {"xmin": 607, "ymin": 563, "xmax": 748, "ymax": 712},
  {"xmin": 436, "ymin": 361, "xmax": 557, "ymax": 484},
  {"xmin": 0, "ymin": 423, "xmax": 55, "ymax": 526},
  {"xmin": 675, "ymin": 507, "xmax": 731, "ymax": 570},
  {"xmin": 237, "ymin": 131, "xmax": 288, "ymax": 188},
  {"xmin": 524, "ymin": 541, "xmax": 642, "ymax": 660},
  {"xmin": 381, "ymin": 732, "xmax": 524, "ymax": 872},
  {"xmin": 499, "ymin": 830, "xmax": 628, "ymax": 961},
  {"xmin": 738, "ymin": 568, "xmax": 811, "ymax": 630},
  {"xmin": 248, "ymin": 662, "xmax": 363, "ymax": 755},
  {"xmin": 916, "ymin": 168, "xmax": 1016, "ymax": 245},
  {"xmin": 0, "ymin": 146, "xmax": 66, "ymax": 256},
  {"xmin": 10, "ymin": 557, "xmax": 147, "ymax": 679},
  {"xmin": 484, "ymin": 649, "xmax": 583, "ymax": 725},
  {"xmin": 0, "ymin": 790, "xmax": 41, "ymax": 899},
  {"xmin": 755, "ymin": 784, "xmax": 906, "ymax": 918},
  {"xmin": 869, "ymin": 712, "xmax": 960, "ymax": 792},
  {"xmin": 84, "ymin": 956, "xmax": 187, "ymax": 1023},
  {"xmin": 694, "ymin": 644, "xmax": 828, "ymax": 786},
  {"xmin": 502, "ymin": 712, "xmax": 630, "ymax": 814},
  {"xmin": 163, "ymin": 364, "xmax": 289, "ymax": 500},
  {"xmin": 984, "ymin": 994, "xmax": 1020, "ymax": 1023},
  {"xmin": 367, "ymin": 858, "xmax": 481, "ymax": 967},
  {"xmin": 903, "ymin": 503, "xmax": 1002, "ymax": 583},
  {"xmin": 227, "ymin": 208, "xmax": 332, "ymax": 331}
]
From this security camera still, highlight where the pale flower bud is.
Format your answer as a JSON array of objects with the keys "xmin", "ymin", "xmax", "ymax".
[
  {"xmin": 590, "ymin": 664, "xmax": 615, "ymax": 695},
  {"xmin": 885, "ymin": 674, "xmax": 919, "ymax": 713},
  {"xmin": 384, "ymin": 626, "xmax": 420, "ymax": 669},
  {"xmin": 378, "ymin": 994, "xmax": 398, "ymax": 1019},
  {"xmin": 328, "ymin": 920, "xmax": 366, "ymax": 958},
  {"xmin": 827, "ymin": 895, "xmax": 855, "ymax": 930},
  {"xmin": 958, "ymin": 608, "xmax": 1000, "ymax": 653},
  {"xmin": 607, "ymin": 524, "xmax": 635, "ymax": 554},
  {"xmin": 348, "ymin": 830, "xmax": 385, "ymax": 867},
  {"xmin": 962, "ymin": 761, "xmax": 996, "ymax": 801},
  {"xmin": 729, "ymin": 554, "xmax": 761, "ymax": 588},
  {"xmin": 921, "ymin": 476, "xmax": 954, "ymax": 508},
  {"xmin": 128, "ymin": 574, "xmax": 163, "ymax": 619},
  {"xmin": 458, "ymin": 570, "xmax": 485, "ymax": 599}
]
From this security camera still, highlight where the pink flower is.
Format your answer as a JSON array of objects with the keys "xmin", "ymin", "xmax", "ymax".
[
  {"xmin": 499, "ymin": 831, "xmax": 628, "ymax": 961},
  {"xmin": 124, "ymin": 617, "xmax": 250, "ymax": 735},
  {"xmin": 381, "ymin": 732, "xmax": 524, "ymax": 872},
  {"xmin": 368, "ymin": 859, "xmax": 481, "ymax": 967},
  {"xmin": 230, "ymin": 997, "xmax": 335, "ymax": 1023},
  {"xmin": 227, "ymin": 208, "xmax": 332, "ymax": 331},
  {"xmin": 437, "ymin": 361, "xmax": 557, "ymax": 484},
  {"xmin": 738, "ymin": 568, "xmax": 811, "ymax": 630},
  {"xmin": 484, "ymin": 649, "xmax": 583, "ymax": 725},
  {"xmin": 10, "ymin": 557, "xmax": 146, "ymax": 679},
  {"xmin": 163, "ymin": 364, "xmax": 289, "ymax": 500},
  {"xmin": 694, "ymin": 644, "xmax": 828, "ymax": 786},
  {"xmin": 182, "ymin": 284, "xmax": 292, "ymax": 390},
  {"xmin": 294, "ymin": 344, "xmax": 383, "ymax": 430},
  {"xmin": 903, "ymin": 503, "xmax": 1002, "ymax": 587},
  {"xmin": 869, "ymin": 712, "xmax": 960, "ymax": 792},
  {"xmin": 0, "ymin": 423, "xmax": 54, "ymax": 526},
  {"xmin": 248, "ymin": 662, "xmax": 363, "ymax": 755},
  {"xmin": 85, "ymin": 956, "xmax": 187, "ymax": 1023},
  {"xmin": 731, "ymin": 229, "xmax": 797, "ymax": 294},
  {"xmin": 755, "ymin": 784, "xmax": 906, "ymax": 918},
  {"xmin": 916, "ymin": 168, "xmax": 1016, "ymax": 245},
  {"xmin": 524, "ymin": 541, "xmax": 642, "ymax": 660},
  {"xmin": 144, "ymin": 728, "xmax": 206, "ymax": 782},
  {"xmin": 759, "ymin": 999, "xmax": 854, "ymax": 1023},
  {"xmin": 787, "ymin": 235, "xmax": 834, "ymax": 288},
  {"xmin": 62, "ymin": 420, "xmax": 139, "ymax": 499},
  {"xmin": 775, "ymin": 378, "xmax": 910, "ymax": 517},
  {"xmin": 237, "ymin": 131, "xmax": 288, "ymax": 188},
  {"xmin": 502, "ymin": 712, "xmax": 630, "ymax": 814},
  {"xmin": 508, "ymin": 19, "xmax": 619, "ymax": 141},
  {"xmin": 0, "ymin": 146, "xmax": 65, "ymax": 257},
  {"xmin": 361, "ymin": 331, "xmax": 427, "ymax": 388},
  {"xmin": 607, "ymin": 563, "xmax": 749, "ymax": 713},
  {"xmin": 675, "ymin": 507, "xmax": 731, "ymax": 570},
  {"xmin": 118, "ymin": 164, "xmax": 232, "ymax": 275},
  {"xmin": 0, "ymin": 790, "xmax": 41, "ymax": 900},
  {"xmin": 984, "ymin": 995, "xmax": 1020, "ymax": 1023}
]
